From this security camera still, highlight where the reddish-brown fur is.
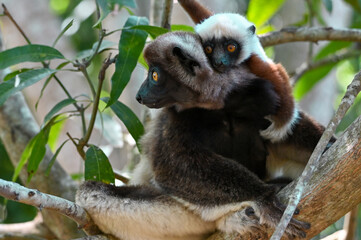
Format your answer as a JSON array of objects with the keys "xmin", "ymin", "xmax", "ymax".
[
  {"xmin": 178, "ymin": 0, "xmax": 213, "ymax": 23},
  {"xmin": 245, "ymin": 55, "xmax": 295, "ymax": 128}
]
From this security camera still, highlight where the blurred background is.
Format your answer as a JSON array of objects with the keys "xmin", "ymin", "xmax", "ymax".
[{"xmin": 0, "ymin": 0, "xmax": 360, "ymax": 239}]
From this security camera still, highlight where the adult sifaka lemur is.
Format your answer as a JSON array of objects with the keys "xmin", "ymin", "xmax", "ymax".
[
  {"xmin": 178, "ymin": 0, "xmax": 336, "ymax": 181},
  {"xmin": 76, "ymin": 31, "xmax": 310, "ymax": 240}
]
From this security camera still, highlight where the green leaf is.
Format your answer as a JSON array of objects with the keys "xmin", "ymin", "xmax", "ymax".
[
  {"xmin": 171, "ymin": 24, "xmax": 195, "ymax": 32},
  {"xmin": 47, "ymin": 116, "xmax": 66, "ymax": 152},
  {"xmin": 3, "ymin": 69, "xmax": 32, "ymax": 82},
  {"xmin": 85, "ymin": 145, "xmax": 115, "ymax": 184},
  {"xmin": 138, "ymin": 52, "xmax": 148, "ymax": 69},
  {"xmin": 247, "ymin": 0, "xmax": 287, "ymax": 28},
  {"xmin": 0, "ymin": 68, "xmax": 57, "ymax": 106},
  {"xmin": 12, "ymin": 137, "xmax": 37, "ymax": 182},
  {"xmin": 45, "ymin": 139, "xmax": 69, "ymax": 176},
  {"xmin": 130, "ymin": 25, "xmax": 168, "ymax": 39},
  {"xmin": 43, "ymin": 98, "xmax": 76, "ymax": 123},
  {"xmin": 322, "ymin": 0, "xmax": 333, "ymax": 13},
  {"xmin": 26, "ymin": 119, "xmax": 56, "ymax": 182},
  {"xmin": 103, "ymin": 98, "xmax": 144, "ymax": 151},
  {"xmin": 107, "ymin": 16, "xmax": 149, "ymax": 107},
  {"xmin": 52, "ymin": 19, "xmax": 73, "ymax": 47},
  {"xmin": 293, "ymin": 64, "xmax": 336, "ymax": 100},
  {"xmin": 0, "ymin": 45, "xmax": 64, "ymax": 69}
]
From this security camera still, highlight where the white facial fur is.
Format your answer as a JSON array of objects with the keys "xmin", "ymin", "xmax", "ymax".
[{"xmin": 195, "ymin": 13, "xmax": 271, "ymax": 63}]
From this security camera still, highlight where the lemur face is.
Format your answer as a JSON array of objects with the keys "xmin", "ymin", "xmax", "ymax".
[{"xmin": 202, "ymin": 37, "xmax": 242, "ymax": 73}]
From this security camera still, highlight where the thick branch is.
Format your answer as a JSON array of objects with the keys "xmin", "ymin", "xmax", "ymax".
[
  {"xmin": 161, "ymin": 0, "xmax": 173, "ymax": 30},
  {"xmin": 260, "ymin": 27, "xmax": 361, "ymax": 47},
  {"xmin": 0, "ymin": 179, "xmax": 101, "ymax": 236}
]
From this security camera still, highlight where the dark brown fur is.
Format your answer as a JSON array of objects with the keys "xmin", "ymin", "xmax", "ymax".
[{"xmin": 245, "ymin": 55, "xmax": 295, "ymax": 129}]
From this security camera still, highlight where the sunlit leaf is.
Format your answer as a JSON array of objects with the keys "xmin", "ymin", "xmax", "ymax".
[
  {"xmin": 0, "ymin": 68, "xmax": 57, "ymax": 106},
  {"xmin": 47, "ymin": 116, "xmax": 67, "ymax": 152},
  {"xmin": 171, "ymin": 24, "xmax": 195, "ymax": 32},
  {"xmin": 103, "ymin": 97, "xmax": 144, "ymax": 151},
  {"xmin": 138, "ymin": 52, "xmax": 148, "ymax": 69},
  {"xmin": 247, "ymin": 0, "xmax": 286, "ymax": 28},
  {"xmin": 85, "ymin": 145, "xmax": 115, "ymax": 184},
  {"xmin": 0, "ymin": 45, "xmax": 64, "ymax": 69},
  {"xmin": 107, "ymin": 16, "xmax": 148, "ymax": 107}
]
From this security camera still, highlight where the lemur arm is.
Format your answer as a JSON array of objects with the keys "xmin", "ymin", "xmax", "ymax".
[
  {"xmin": 245, "ymin": 54, "xmax": 296, "ymax": 132},
  {"xmin": 177, "ymin": 0, "xmax": 213, "ymax": 23}
]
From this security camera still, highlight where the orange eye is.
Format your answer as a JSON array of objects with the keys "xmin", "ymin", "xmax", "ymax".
[
  {"xmin": 227, "ymin": 44, "xmax": 236, "ymax": 52},
  {"xmin": 205, "ymin": 46, "xmax": 213, "ymax": 54},
  {"xmin": 152, "ymin": 71, "xmax": 158, "ymax": 82}
]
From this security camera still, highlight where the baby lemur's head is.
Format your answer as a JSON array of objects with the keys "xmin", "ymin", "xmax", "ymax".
[
  {"xmin": 195, "ymin": 13, "xmax": 269, "ymax": 73},
  {"xmin": 136, "ymin": 31, "xmax": 255, "ymax": 110}
]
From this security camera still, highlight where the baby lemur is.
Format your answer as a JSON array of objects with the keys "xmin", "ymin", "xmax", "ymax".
[
  {"xmin": 178, "ymin": 0, "xmax": 336, "ymax": 181},
  {"xmin": 77, "ymin": 31, "xmax": 310, "ymax": 240}
]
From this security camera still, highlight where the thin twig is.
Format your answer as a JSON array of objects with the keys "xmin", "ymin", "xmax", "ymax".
[
  {"xmin": 161, "ymin": 0, "xmax": 173, "ymax": 30},
  {"xmin": 2, "ymin": 4, "xmax": 31, "ymax": 44},
  {"xmin": 290, "ymin": 49, "xmax": 361, "ymax": 85},
  {"xmin": 259, "ymin": 27, "xmax": 361, "ymax": 47},
  {"xmin": 0, "ymin": 179, "xmax": 101, "ymax": 236},
  {"xmin": 270, "ymin": 71, "xmax": 361, "ymax": 240}
]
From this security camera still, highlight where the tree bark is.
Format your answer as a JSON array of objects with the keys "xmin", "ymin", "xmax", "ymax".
[{"xmin": 207, "ymin": 114, "xmax": 361, "ymax": 240}]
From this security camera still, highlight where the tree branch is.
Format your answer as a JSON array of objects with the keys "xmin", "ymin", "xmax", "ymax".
[
  {"xmin": 270, "ymin": 70, "xmax": 361, "ymax": 240},
  {"xmin": 161, "ymin": 0, "xmax": 173, "ymax": 30},
  {"xmin": 0, "ymin": 214, "xmax": 54, "ymax": 239},
  {"xmin": 0, "ymin": 179, "xmax": 101, "ymax": 236},
  {"xmin": 259, "ymin": 27, "xmax": 361, "ymax": 47}
]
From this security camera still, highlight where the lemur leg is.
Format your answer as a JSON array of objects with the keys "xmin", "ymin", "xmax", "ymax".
[
  {"xmin": 76, "ymin": 181, "xmax": 216, "ymax": 240},
  {"xmin": 266, "ymin": 111, "xmax": 337, "ymax": 180}
]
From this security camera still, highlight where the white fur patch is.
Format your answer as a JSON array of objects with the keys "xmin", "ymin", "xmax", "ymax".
[
  {"xmin": 195, "ymin": 13, "xmax": 271, "ymax": 63},
  {"xmin": 76, "ymin": 185, "xmax": 216, "ymax": 240},
  {"xmin": 260, "ymin": 107, "xmax": 300, "ymax": 142}
]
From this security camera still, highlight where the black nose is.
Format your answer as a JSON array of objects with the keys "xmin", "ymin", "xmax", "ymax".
[
  {"xmin": 136, "ymin": 93, "xmax": 142, "ymax": 104},
  {"xmin": 213, "ymin": 60, "xmax": 224, "ymax": 68}
]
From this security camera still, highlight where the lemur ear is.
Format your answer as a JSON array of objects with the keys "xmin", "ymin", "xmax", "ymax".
[{"xmin": 248, "ymin": 25, "xmax": 256, "ymax": 35}]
